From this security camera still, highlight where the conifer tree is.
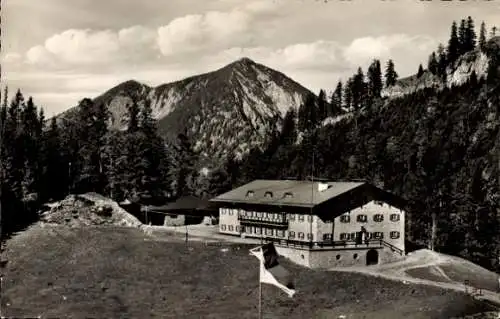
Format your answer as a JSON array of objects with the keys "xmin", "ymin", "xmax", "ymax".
[
  {"xmin": 335, "ymin": 81, "xmax": 342, "ymax": 109},
  {"xmin": 447, "ymin": 21, "xmax": 460, "ymax": 65},
  {"xmin": 367, "ymin": 59, "xmax": 383, "ymax": 98},
  {"xmin": 5, "ymin": 90, "xmax": 25, "ymax": 197},
  {"xmin": 137, "ymin": 99, "xmax": 168, "ymax": 201},
  {"xmin": 303, "ymin": 93, "xmax": 317, "ymax": 131},
  {"xmin": 417, "ymin": 64, "xmax": 424, "ymax": 78},
  {"xmin": 479, "ymin": 21, "xmax": 487, "ymax": 51},
  {"xmin": 427, "ymin": 52, "xmax": 439, "ymax": 75},
  {"xmin": 352, "ymin": 67, "xmax": 366, "ymax": 110},
  {"xmin": 317, "ymin": 89, "xmax": 327, "ymax": 122},
  {"xmin": 384, "ymin": 60, "xmax": 398, "ymax": 87},
  {"xmin": 73, "ymin": 98, "xmax": 108, "ymax": 193},
  {"xmin": 458, "ymin": 19, "xmax": 467, "ymax": 55},
  {"xmin": 172, "ymin": 131, "xmax": 197, "ymax": 197},
  {"xmin": 465, "ymin": 16, "xmax": 477, "ymax": 52},
  {"xmin": 329, "ymin": 81, "xmax": 343, "ymax": 117},
  {"xmin": 343, "ymin": 78, "xmax": 353, "ymax": 110},
  {"xmin": 280, "ymin": 108, "xmax": 298, "ymax": 146},
  {"xmin": 42, "ymin": 117, "xmax": 66, "ymax": 201},
  {"xmin": 20, "ymin": 97, "xmax": 41, "ymax": 199}
]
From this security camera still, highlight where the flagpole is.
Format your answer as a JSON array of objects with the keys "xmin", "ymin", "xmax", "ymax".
[{"xmin": 258, "ymin": 278, "xmax": 262, "ymax": 319}]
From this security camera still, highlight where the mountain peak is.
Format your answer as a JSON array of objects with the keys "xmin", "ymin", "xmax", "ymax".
[
  {"xmin": 235, "ymin": 57, "xmax": 255, "ymax": 64},
  {"xmin": 227, "ymin": 57, "xmax": 257, "ymax": 70}
]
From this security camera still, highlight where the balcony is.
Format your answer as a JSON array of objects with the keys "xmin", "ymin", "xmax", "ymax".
[
  {"xmin": 238, "ymin": 215, "xmax": 288, "ymax": 230},
  {"xmin": 261, "ymin": 237, "xmax": 405, "ymax": 255}
]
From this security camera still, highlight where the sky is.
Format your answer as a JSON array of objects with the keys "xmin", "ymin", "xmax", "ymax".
[{"xmin": 2, "ymin": 0, "xmax": 499, "ymax": 116}]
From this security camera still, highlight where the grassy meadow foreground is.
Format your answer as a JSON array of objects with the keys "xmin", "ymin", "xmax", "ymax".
[{"xmin": 1, "ymin": 225, "xmax": 496, "ymax": 319}]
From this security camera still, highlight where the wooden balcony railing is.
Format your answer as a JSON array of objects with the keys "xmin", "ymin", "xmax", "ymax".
[{"xmin": 259, "ymin": 236, "xmax": 405, "ymax": 255}]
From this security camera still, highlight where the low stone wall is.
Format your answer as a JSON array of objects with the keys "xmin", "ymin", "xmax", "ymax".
[
  {"xmin": 276, "ymin": 245, "xmax": 404, "ymax": 269},
  {"xmin": 275, "ymin": 246, "xmax": 311, "ymax": 267},
  {"xmin": 310, "ymin": 248, "xmax": 378, "ymax": 269}
]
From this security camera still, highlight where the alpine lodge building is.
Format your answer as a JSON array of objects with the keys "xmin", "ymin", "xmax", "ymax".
[{"xmin": 210, "ymin": 179, "xmax": 408, "ymax": 269}]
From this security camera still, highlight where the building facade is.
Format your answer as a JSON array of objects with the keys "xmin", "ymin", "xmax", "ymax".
[{"xmin": 211, "ymin": 180, "xmax": 407, "ymax": 268}]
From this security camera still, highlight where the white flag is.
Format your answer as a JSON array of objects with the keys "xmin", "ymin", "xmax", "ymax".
[{"xmin": 250, "ymin": 244, "xmax": 296, "ymax": 298}]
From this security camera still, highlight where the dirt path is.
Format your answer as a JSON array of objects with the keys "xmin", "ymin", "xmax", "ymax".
[{"xmin": 331, "ymin": 259, "xmax": 500, "ymax": 308}]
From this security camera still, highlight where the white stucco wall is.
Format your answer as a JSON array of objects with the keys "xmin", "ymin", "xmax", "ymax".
[
  {"xmin": 331, "ymin": 201, "xmax": 405, "ymax": 252},
  {"xmin": 218, "ymin": 200, "xmax": 406, "ymax": 254}
]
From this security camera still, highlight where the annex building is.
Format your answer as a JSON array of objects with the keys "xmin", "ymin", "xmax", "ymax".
[{"xmin": 210, "ymin": 179, "xmax": 408, "ymax": 269}]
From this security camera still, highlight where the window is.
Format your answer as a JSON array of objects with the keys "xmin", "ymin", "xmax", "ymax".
[
  {"xmin": 373, "ymin": 214, "xmax": 384, "ymax": 222},
  {"xmin": 373, "ymin": 232, "xmax": 384, "ymax": 239},
  {"xmin": 307, "ymin": 215, "xmax": 313, "ymax": 222},
  {"xmin": 307, "ymin": 233, "xmax": 313, "ymax": 240},
  {"xmin": 235, "ymin": 226, "xmax": 240, "ymax": 232},
  {"xmin": 284, "ymin": 192, "xmax": 293, "ymax": 199},
  {"xmin": 323, "ymin": 234, "xmax": 332, "ymax": 241},
  {"xmin": 276, "ymin": 230, "xmax": 285, "ymax": 238},
  {"xmin": 229, "ymin": 210, "xmax": 234, "ymax": 216},
  {"xmin": 264, "ymin": 191, "xmax": 273, "ymax": 198},
  {"xmin": 298, "ymin": 232, "xmax": 305, "ymax": 239},
  {"xmin": 221, "ymin": 225, "xmax": 227, "ymax": 231},
  {"xmin": 390, "ymin": 214, "xmax": 400, "ymax": 222},
  {"xmin": 265, "ymin": 228, "xmax": 273, "ymax": 236},
  {"xmin": 350, "ymin": 232, "xmax": 357, "ymax": 240},
  {"xmin": 256, "ymin": 212, "xmax": 263, "ymax": 218},
  {"xmin": 246, "ymin": 190, "xmax": 255, "ymax": 197},
  {"xmin": 340, "ymin": 215, "xmax": 350, "ymax": 223},
  {"xmin": 353, "ymin": 253, "xmax": 359, "ymax": 259},
  {"xmin": 340, "ymin": 233, "xmax": 348, "ymax": 240},
  {"xmin": 264, "ymin": 213, "xmax": 271, "ymax": 219},
  {"xmin": 289, "ymin": 214, "xmax": 295, "ymax": 221},
  {"xmin": 255, "ymin": 228, "xmax": 262, "ymax": 235},
  {"xmin": 288, "ymin": 231, "xmax": 296, "ymax": 239},
  {"xmin": 374, "ymin": 200, "xmax": 384, "ymax": 206},
  {"xmin": 228, "ymin": 225, "xmax": 234, "ymax": 231},
  {"xmin": 390, "ymin": 231, "xmax": 400, "ymax": 239},
  {"xmin": 246, "ymin": 227, "xmax": 253, "ymax": 234},
  {"xmin": 298, "ymin": 215, "xmax": 305, "ymax": 222},
  {"xmin": 221, "ymin": 209, "xmax": 225, "ymax": 215},
  {"xmin": 357, "ymin": 214, "xmax": 367, "ymax": 223}
]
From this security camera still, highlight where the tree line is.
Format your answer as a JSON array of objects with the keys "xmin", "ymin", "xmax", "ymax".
[{"xmin": 0, "ymin": 90, "xmax": 202, "ymax": 237}]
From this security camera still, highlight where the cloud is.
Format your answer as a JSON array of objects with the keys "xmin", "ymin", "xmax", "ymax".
[
  {"xmin": 156, "ymin": 9, "xmax": 253, "ymax": 57},
  {"xmin": 24, "ymin": 27, "xmax": 161, "ymax": 68},
  {"xmin": 20, "ymin": 0, "xmax": 280, "ymax": 69},
  {"xmin": 343, "ymin": 34, "xmax": 440, "ymax": 74},
  {"xmin": 210, "ymin": 40, "xmax": 346, "ymax": 72}
]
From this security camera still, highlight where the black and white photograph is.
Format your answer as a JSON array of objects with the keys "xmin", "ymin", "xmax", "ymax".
[{"xmin": 1, "ymin": 0, "xmax": 500, "ymax": 318}]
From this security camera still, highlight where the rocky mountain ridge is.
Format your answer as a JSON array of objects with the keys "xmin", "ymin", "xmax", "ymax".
[
  {"xmin": 59, "ymin": 58, "xmax": 314, "ymax": 165},
  {"xmin": 382, "ymin": 37, "xmax": 500, "ymax": 98}
]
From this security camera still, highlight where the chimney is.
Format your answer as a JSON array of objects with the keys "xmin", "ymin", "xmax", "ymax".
[{"xmin": 318, "ymin": 183, "xmax": 330, "ymax": 192}]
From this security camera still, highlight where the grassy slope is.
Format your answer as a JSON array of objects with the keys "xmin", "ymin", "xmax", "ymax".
[{"xmin": 1, "ymin": 225, "xmax": 495, "ymax": 319}]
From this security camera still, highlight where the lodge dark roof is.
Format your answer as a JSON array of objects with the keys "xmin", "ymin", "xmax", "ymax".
[
  {"xmin": 210, "ymin": 180, "xmax": 365, "ymax": 207},
  {"xmin": 209, "ymin": 180, "xmax": 408, "ymax": 219},
  {"xmin": 147, "ymin": 196, "xmax": 215, "ymax": 213}
]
